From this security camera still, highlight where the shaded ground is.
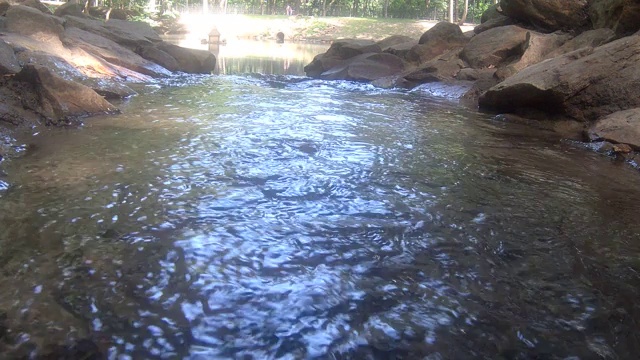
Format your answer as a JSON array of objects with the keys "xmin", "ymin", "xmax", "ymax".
[{"xmin": 178, "ymin": 14, "xmax": 476, "ymax": 42}]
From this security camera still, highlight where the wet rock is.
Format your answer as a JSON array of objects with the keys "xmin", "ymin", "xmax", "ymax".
[
  {"xmin": 155, "ymin": 42, "xmax": 216, "ymax": 74},
  {"xmin": 500, "ymin": 0, "xmax": 590, "ymax": 32},
  {"xmin": 14, "ymin": 65, "xmax": 119, "ymax": 125},
  {"xmin": 545, "ymin": 28, "xmax": 616, "ymax": 59},
  {"xmin": 460, "ymin": 25, "xmax": 529, "ymax": 69},
  {"xmin": 304, "ymin": 39, "xmax": 381, "ymax": 78},
  {"xmin": 136, "ymin": 44, "xmax": 179, "ymax": 72},
  {"xmin": 5, "ymin": 5, "xmax": 64, "ymax": 39},
  {"xmin": 479, "ymin": 34, "xmax": 640, "ymax": 122},
  {"xmin": 319, "ymin": 52, "xmax": 406, "ymax": 82},
  {"xmin": 63, "ymin": 27, "xmax": 172, "ymax": 78},
  {"xmin": 494, "ymin": 30, "xmax": 571, "ymax": 81},
  {"xmin": 491, "ymin": 113, "xmax": 586, "ymax": 140},
  {"xmin": 0, "ymin": 38, "xmax": 21, "ymax": 74},
  {"xmin": 407, "ymin": 22, "xmax": 469, "ymax": 64},
  {"xmin": 14, "ymin": 48, "xmax": 136, "ymax": 98},
  {"xmin": 589, "ymin": 0, "xmax": 640, "ymax": 36},
  {"xmin": 589, "ymin": 108, "xmax": 640, "ymax": 150},
  {"xmin": 53, "ymin": 1, "xmax": 86, "ymax": 18}
]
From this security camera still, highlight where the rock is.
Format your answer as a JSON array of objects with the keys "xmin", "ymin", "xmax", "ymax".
[
  {"xmin": 460, "ymin": 25, "xmax": 529, "ymax": 68},
  {"xmin": 276, "ymin": 31, "xmax": 284, "ymax": 43},
  {"xmin": 545, "ymin": 28, "xmax": 616, "ymax": 59},
  {"xmin": 500, "ymin": 0, "xmax": 590, "ymax": 32},
  {"xmin": 5, "ymin": 5, "xmax": 64, "ymax": 39},
  {"xmin": 319, "ymin": 52, "xmax": 406, "ymax": 82},
  {"xmin": 479, "ymin": 35, "xmax": 640, "ymax": 122},
  {"xmin": 456, "ymin": 67, "xmax": 496, "ymax": 81},
  {"xmin": 0, "ymin": 38, "xmax": 21, "ymax": 74},
  {"xmin": 589, "ymin": 108, "xmax": 640, "ymax": 149},
  {"xmin": 404, "ymin": 49, "xmax": 465, "ymax": 84},
  {"xmin": 407, "ymin": 22, "xmax": 469, "ymax": 64},
  {"xmin": 63, "ymin": 27, "xmax": 172, "ymax": 78},
  {"xmin": 14, "ymin": 65, "xmax": 119, "ymax": 124},
  {"xmin": 64, "ymin": 16, "xmax": 160, "ymax": 50},
  {"xmin": 481, "ymin": 3, "xmax": 503, "ymax": 23},
  {"xmin": 419, "ymin": 21, "xmax": 466, "ymax": 45},
  {"xmin": 136, "ymin": 44, "xmax": 179, "ymax": 72},
  {"xmin": 494, "ymin": 30, "xmax": 571, "ymax": 81},
  {"xmin": 474, "ymin": 14, "xmax": 515, "ymax": 34},
  {"xmin": 0, "ymin": 1, "xmax": 9, "ymax": 16},
  {"xmin": 304, "ymin": 39, "xmax": 382, "ymax": 78},
  {"xmin": 376, "ymin": 35, "xmax": 415, "ymax": 50},
  {"xmin": 491, "ymin": 113, "xmax": 586, "ymax": 140},
  {"xmin": 107, "ymin": 8, "xmax": 128, "ymax": 20},
  {"xmin": 155, "ymin": 42, "xmax": 216, "ymax": 73},
  {"xmin": 53, "ymin": 1, "xmax": 86, "ymax": 18},
  {"xmin": 11, "ymin": 0, "xmax": 51, "ymax": 14},
  {"xmin": 382, "ymin": 40, "xmax": 418, "ymax": 62},
  {"xmin": 589, "ymin": 0, "xmax": 640, "ymax": 36}
]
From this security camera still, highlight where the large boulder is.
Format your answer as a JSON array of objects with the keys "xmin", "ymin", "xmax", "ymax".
[
  {"xmin": 589, "ymin": 0, "xmax": 640, "ymax": 36},
  {"xmin": 63, "ymin": 27, "xmax": 172, "ymax": 78},
  {"xmin": 155, "ymin": 42, "xmax": 216, "ymax": 73},
  {"xmin": 479, "ymin": 34, "xmax": 640, "ymax": 122},
  {"xmin": 376, "ymin": 35, "xmax": 415, "ymax": 50},
  {"xmin": 589, "ymin": 108, "xmax": 640, "ymax": 149},
  {"xmin": 53, "ymin": 1, "xmax": 86, "ymax": 18},
  {"xmin": 494, "ymin": 30, "xmax": 571, "ymax": 80},
  {"xmin": 10, "ymin": 0, "xmax": 51, "ymax": 14},
  {"xmin": 304, "ymin": 39, "xmax": 381, "ymax": 78},
  {"xmin": 63, "ymin": 16, "xmax": 161, "ymax": 50},
  {"xmin": 460, "ymin": 25, "xmax": 529, "ymax": 68},
  {"xmin": 407, "ymin": 22, "xmax": 469, "ymax": 64},
  {"xmin": 474, "ymin": 13, "xmax": 515, "ymax": 34},
  {"xmin": 481, "ymin": 3, "xmax": 503, "ymax": 23},
  {"xmin": 545, "ymin": 28, "xmax": 616, "ymax": 59},
  {"xmin": 0, "ymin": 38, "xmax": 21, "ymax": 74},
  {"xmin": 5, "ymin": 5, "xmax": 64, "ymax": 39},
  {"xmin": 14, "ymin": 65, "xmax": 118, "ymax": 124},
  {"xmin": 404, "ymin": 49, "xmax": 466, "ymax": 84},
  {"xmin": 15, "ymin": 48, "xmax": 136, "ymax": 98},
  {"xmin": 318, "ymin": 52, "xmax": 406, "ymax": 82},
  {"xmin": 500, "ymin": 0, "xmax": 590, "ymax": 32},
  {"xmin": 136, "ymin": 45, "xmax": 179, "ymax": 72},
  {"xmin": 382, "ymin": 40, "xmax": 418, "ymax": 62},
  {"xmin": 0, "ymin": 1, "xmax": 10, "ymax": 16}
]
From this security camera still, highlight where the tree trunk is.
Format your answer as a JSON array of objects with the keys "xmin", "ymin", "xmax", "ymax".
[
  {"xmin": 384, "ymin": 0, "xmax": 388, "ymax": 18},
  {"xmin": 458, "ymin": 0, "xmax": 468, "ymax": 25},
  {"xmin": 448, "ymin": 0, "xmax": 454, "ymax": 23}
]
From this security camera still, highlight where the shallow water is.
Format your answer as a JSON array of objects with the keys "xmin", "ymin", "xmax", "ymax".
[{"xmin": 1, "ymin": 56, "xmax": 640, "ymax": 359}]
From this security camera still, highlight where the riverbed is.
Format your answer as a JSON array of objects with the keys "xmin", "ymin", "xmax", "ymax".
[{"xmin": 0, "ymin": 42, "xmax": 639, "ymax": 359}]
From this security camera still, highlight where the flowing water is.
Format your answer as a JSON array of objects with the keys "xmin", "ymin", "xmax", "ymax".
[{"xmin": 0, "ymin": 43, "xmax": 640, "ymax": 359}]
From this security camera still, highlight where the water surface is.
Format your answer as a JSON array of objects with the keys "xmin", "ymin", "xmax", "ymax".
[{"xmin": 0, "ymin": 55, "xmax": 639, "ymax": 359}]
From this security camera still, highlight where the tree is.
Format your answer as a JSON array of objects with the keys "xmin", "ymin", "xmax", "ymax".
[
  {"xmin": 458, "ymin": 0, "xmax": 468, "ymax": 24},
  {"xmin": 448, "ymin": 0, "xmax": 454, "ymax": 22}
]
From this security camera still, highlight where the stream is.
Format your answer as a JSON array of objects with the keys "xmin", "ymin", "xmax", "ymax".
[{"xmin": 0, "ymin": 41, "xmax": 639, "ymax": 359}]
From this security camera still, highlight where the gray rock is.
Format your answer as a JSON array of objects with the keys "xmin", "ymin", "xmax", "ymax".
[
  {"xmin": 0, "ymin": 39, "xmax": 21, "ymax": 74},
  {"xmin": 589, "ymin": 0, "xmax": 640, "ymax": 36},
  {"xmin": 500, "ymin": 0, "xmax": 589, "ymax": 32},
  {"xmin": 5, "ymin": 5, "xmax": 64, "ymax": 39},
  {"xmin": 319, "ymin": 52, "xmax": 406, "ymax": 82},
  {"xmin": 479, "ymin": 34, "xmax": 640, "ymax": 122},
  {"xmin": 155, "ymin": 42, "xmax": 216, "ymax": 74},
  {"xmin": 589, "ymin": 108, "xmax": 640, "ymax": 149},
  {"xmin": 545, "ymin": 28, "xmax": 616, "ymax": 59}
]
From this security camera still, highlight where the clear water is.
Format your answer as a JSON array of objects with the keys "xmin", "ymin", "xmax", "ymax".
[{"xmin": 1, "ymin": 51, "xmax": 639, "ymax": 359}]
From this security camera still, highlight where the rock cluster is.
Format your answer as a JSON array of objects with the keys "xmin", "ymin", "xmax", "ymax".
[
  {"xmin": 0, "ymin": 0, "xmax": 216, "ymax": 127},
  {"xmin": 304, "ymin": 0, "xmax": 640, "ymax": 157}
]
